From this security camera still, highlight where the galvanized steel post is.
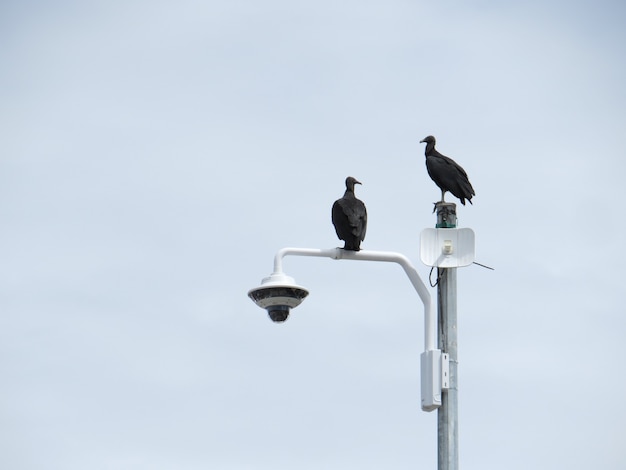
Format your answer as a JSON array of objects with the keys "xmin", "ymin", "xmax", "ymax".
[{"xmin": 436, "ymin": 203, "xmax": 459, "ymax": 470}]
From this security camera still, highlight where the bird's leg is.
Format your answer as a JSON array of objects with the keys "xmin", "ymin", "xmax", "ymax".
[{"xmin": 433, "ymin": 189, "xmax": 447, "ymax": 213}]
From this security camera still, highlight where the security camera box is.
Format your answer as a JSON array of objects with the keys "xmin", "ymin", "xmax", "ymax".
[{"xmin": 421, "ymin": 349, "xmax": 444, "ymax": 412}]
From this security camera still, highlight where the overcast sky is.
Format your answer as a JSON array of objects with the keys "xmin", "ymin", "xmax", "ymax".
[{"xmin": 1, "ymin": 1, "xmax": 625, "ymax": 469}]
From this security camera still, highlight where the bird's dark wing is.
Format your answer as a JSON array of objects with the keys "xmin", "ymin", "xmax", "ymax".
[
  {"xmin": 426, "ymin": 155, "xmax": 475, "ymax": 205},
  {"xmin": 443, "ymin": 157, "xmax": 475, "ymax": 204},
  {"xmin": 425, "ymin": 156, "xmax": 452, "ymax": 189},
  {"xmin": 333, "ymin": 198, "xmax": 367, "ymax": 241},
  {"xmin": 341, "ymin": 199, "xmax": 367, "ymax": 241},
  {"xmin": 332, "ymin": 200, "xmax": 350, "ymax": 240}
]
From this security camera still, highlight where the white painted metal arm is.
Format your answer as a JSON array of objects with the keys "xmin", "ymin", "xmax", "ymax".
[{"xmin": 272, "ymin": 247, "xmax": 435, "ymax": 352}]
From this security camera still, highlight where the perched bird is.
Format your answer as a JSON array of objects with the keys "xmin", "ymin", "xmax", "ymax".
[
  {"xmin": 332, "ymin": 176, "xmax": 367, "ymax": 251},
  {"xmin": 420, "ymin": 135, "xmax": 475, "ymax": 205}
]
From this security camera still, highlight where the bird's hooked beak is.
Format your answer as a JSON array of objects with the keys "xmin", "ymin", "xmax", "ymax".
[
  {"xmin": 355, "ymin": 179, "xmax": 362, "ymax": 185},
  {"xmin": 419, "ymin": 138, "xmax": 425, "ymax": 143}
]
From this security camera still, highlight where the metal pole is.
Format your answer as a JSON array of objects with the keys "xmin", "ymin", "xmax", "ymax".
[{"xmin": 436, "ymin": 203, "xmax": 458, "ymax": 470}]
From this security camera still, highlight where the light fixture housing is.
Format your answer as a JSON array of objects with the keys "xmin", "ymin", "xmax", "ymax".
[{"xmin": 247, "ymin": 272, "xmax": 309, "ymax": 322}]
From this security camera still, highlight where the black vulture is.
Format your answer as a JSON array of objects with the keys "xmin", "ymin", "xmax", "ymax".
[
  {"xmin": 332, "ymin": 176, "xmax": 367, "ymax": 251},
  {"xmin": 420, "ymin": 135, "xmax": 475, "ymax": 205}
]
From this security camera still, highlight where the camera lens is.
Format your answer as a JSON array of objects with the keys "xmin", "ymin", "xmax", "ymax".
[{"xmin": 267, "ymin": 305, "xmax": 290, "ymax": 322}]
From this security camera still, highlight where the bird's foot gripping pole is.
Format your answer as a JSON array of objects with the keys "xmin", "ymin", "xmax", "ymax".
[{"xmin": 270, "ymin": 247, "xmax": 446, "ymax": 412}]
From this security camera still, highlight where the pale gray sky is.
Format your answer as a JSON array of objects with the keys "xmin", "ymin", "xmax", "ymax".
[{"xmin": 1, "ymin": 1, "xmax": 625, "ymax": 469}]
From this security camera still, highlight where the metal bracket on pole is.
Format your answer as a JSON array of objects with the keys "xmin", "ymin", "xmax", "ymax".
[
  {"xmin": 441, "ymin": 353, "xmax": 450, "ymax": 390},
  {"xmin": 420, "ymin": 350, "xmax": 450, "ymax": 410}
]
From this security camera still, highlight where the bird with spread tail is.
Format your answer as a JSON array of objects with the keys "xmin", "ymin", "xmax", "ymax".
[
  {"xmin": 332, "ymin": 176, "xmax": 367, "ymax": 251},
  {"xmin": 420, "ymin": 135, "xmax": 475, "ymax": 206}
]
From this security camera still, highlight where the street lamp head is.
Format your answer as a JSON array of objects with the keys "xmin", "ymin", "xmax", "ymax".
[{"xmin": 247, "ymin": 272, "xmax": 309, "ymax": 323}]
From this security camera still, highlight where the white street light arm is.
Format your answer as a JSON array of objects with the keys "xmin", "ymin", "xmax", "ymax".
[
  {"xmin": 272, "ymin": 247, "xmax": 435, "ymax": 352},
  {"xmin": 249, "ymin": 246, "xmax": 446, "ymax": 411}
]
